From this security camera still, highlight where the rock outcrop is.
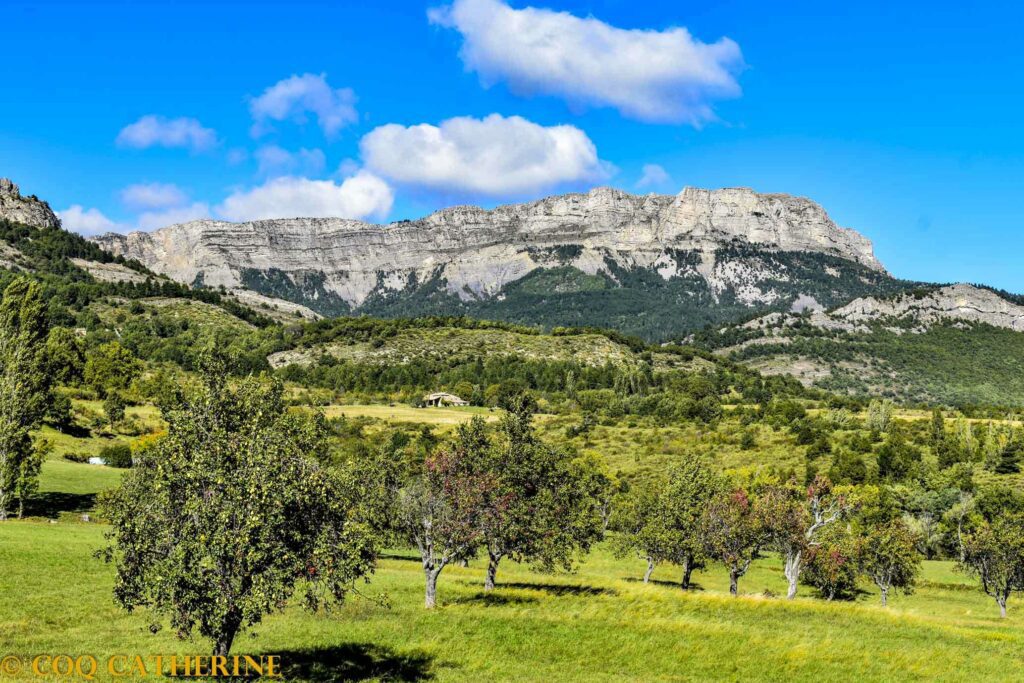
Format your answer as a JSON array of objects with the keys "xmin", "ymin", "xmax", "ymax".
[
  {"xmin": 828, "ymin": 284, "xmax": 1024, "ymax": 332},
  {"xmin": 93, "ymin": 186, "xmax": 885, "ymax": 311},
  {"xmin": 732, "ymin": 284, "xmax": 1024, "ymax": 341},
  {"xmin": 0, "ymin": 179, "xmax": 60, "ymax": 229}
]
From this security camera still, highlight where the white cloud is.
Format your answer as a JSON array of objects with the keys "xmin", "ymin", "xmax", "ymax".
[
  {"xmin": 249, "ymin": 73, "xmax": 358, "ymax": 137},
  {"xmin": 429, "ymin": 0, "xmax": 743, "ymax": 125},
  {"xmin": 120, "ymin": 182, "xmax": 189, "ymax": 210},
  {"xmin": 137, "ymin": 202, "xmax": 212, "ymax": 231},
  {"xmin": 116, "ymin": 115, "xmax": 217, "ymax": 151},
  {"xmin": 216, "ymin": 172, "xmax": 393, "ymax": 222},
  {"xmin": 254, "ymin": 145, "xmax": 326, "ymax": 177},
  {"xmin": 360, "ymin": 113, "xmax": 608, "ymax": 196},
  {"xmin": 57, "ymin": 205, "xmax": 121, "ymax": 235},
  {"xmin": 636, "ymin": 164, "xmax": 672, "ymax": 189}
]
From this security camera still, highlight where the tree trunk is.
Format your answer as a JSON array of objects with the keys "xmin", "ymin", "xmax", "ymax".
[
  {"xmin": 213, "ymin": 611, "xmax": 241, "ymax": 657},
  {"xmin": 643, "ymin": 557, "xmax": 655, "ymax": 583},
  {"xmin": 879, "ymin": 584, "xmax": 889, "ymax": 607},
  {"xmin": 681, "ymin": 555, "xmax": 693, "ymax": 589},
  {"xmin": 484, "ymin": 550, "xmax": 502, "ymax": 591},
  {"xmin": 729, "ymin": 569, "xmax": 739, "ymax": 596},
  {"xmin": 783, "ymin": 551, "xmax": 801, "ymax": 600},
  {"xmin": 425, "ymin": 568, "xmax": 440, "ymax": 609},
  {"xmin": 214, "ymin": 632, "xmax": 235, "ymax": 658},
  {"xmin": 998, "ymin": 593, "xmax": 1008, "ymax": 618},
  {"xmin": 16, "ymin": 496, "xmax": 23, "ymax": 519}
]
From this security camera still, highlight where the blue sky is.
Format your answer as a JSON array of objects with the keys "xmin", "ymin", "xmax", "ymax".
[{"xmin": 3, "ymin": 0, "xmax": 1023, "ymax": 291}]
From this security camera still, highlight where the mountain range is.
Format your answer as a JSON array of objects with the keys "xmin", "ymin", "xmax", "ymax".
[
  {"xmin": 4, "ymin": 176, "xmax": 1023, "ymax": 405},
  {"xmin": 92, "ymin": 186, "xmax": 903, "ymax": 340}
]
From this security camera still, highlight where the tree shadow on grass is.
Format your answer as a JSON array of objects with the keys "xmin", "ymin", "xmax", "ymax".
[
  {"xmin": 378, "ymin": 553, "xmax": 422, "ymax": 563},
  {"xmin": 275, "ymin": 643, "xmax": 437, "ymax": 682},
  {"xmin": 497, "ymin": 582, "xmax": 615, "ymax": 597},
  {"xmin": 23, "ymin": 492, "xmax": 96, "ymax": 518},
  {"xmin": 453, "ymin": 591, "xmax": 539, "ymax": 606},
  {"xmin": 54, "ymin": 422, "xmax": 92, "ymax": 438},
  {"xmin": 623, "ymin": 577, "xmax": 705, "ymax": 591}
]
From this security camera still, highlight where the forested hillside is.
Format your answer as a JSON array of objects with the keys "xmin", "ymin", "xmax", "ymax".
[
  {"xmin": 697, "ymin": 284, "xmax": 1024, "ymax": 407},
  {"xmin": 348, "ymin": 247, "xmax": 908, "ymax": 341}
]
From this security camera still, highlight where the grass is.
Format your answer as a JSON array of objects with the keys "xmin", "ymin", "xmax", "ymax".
[
  {"xmin": 323, "ymin": 404, "xmax": 499, "ymax": 427},
  {"xmin": 541, "ymin": 415, "xmax": 803, "ymax": 483},
  {"xmin": 7, "ymin": 401, "xmax": 1024, "ymax": 680},
  {"xmin": 2, "ymin": 520, "xmax": 1023, "ymax": 682},
  {"xmin": 22, "ymin": 400, "xmax": 162, "ymax": 520}
]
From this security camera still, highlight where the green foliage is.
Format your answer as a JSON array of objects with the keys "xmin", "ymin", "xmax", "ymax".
[
  {"xmin": 866, "ymin": 399, "xmax": 894, "ymax": 433},
  {"xmin": 479, "ymin": 393, "xmax": 607, "ymax": 589},
  {"xmin": 0, "ymin": 218, "xmax": 273, "ymax": 329},
  {"xmin": 0, "ymin": 278, "xmax": 53, "ymax": 519},
  {"xmin": 44, "ymin": 327, "xmax": 85, "ymax": 385},
  {"xmin": 759, "ymin": 476, "xmax": 851, "ymax": 599},
  {"xmin": 98, "ymin": 442, "xmax": 132, "ymax": 468},
  {"xmin": 395, "ymin": 417, "xmax": 495, "ymax": 608},
  {"xmin": 343, "ymin": 248, "xmax": 906, "ymax": 342},
  {"xmin": 803, "ymin": 530, "xmax": 859, "ymax": 600},
  {"xmin": 701, "ymin": 487, "xmax": 766, "ymax": 596},
  {"xmin": 103, "ymin": 392, "xmax": 127, "ymax": 425},
  {"xmin": 857, "ymin": 518, "xmax": 921, "ymax": 606},
  {"xmin": 829, "ymin": 450, "xmax": 868, "ymax": 485},
  {"xmin": 959, "ymin": 509, "xmax": 1024, "ymax": 617},
  {"xmin": 729, "ymin": 320, "xmax": 1024, "ymax": 408},
  {"xmin": 613, "ymin": 456, "xmax": 720, "ymax": 586},
  {"xmin": 994, "ymin": 434, "xmax": 1022, "ymax": 474},
  {"xmin": 84, "ymin": 342, "xmax": 142, "ymax": 397},
  {"xmin": 98, "ymin": 364, "xmax": 376, "ymax": 654},
  {"xmin": 876, "ymin": 433, "xmax": 922, "ymax": 481}
]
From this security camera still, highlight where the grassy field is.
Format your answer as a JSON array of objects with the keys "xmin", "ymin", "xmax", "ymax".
[
  {"xmin": 3, "ymin": 437, "xmax": 1024, "ymax": 681},
  {"xmin": 322, "ymin": 404, "xmax": 498, "ymax": 427},
  {"xmin": 3, "ymin": 520, "xmax": 1023, "ymax": 682}
]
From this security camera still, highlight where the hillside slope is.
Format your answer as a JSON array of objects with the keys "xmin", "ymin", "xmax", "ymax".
[{"xmin": 698, "ymin": 284, "xmax": 1024, "ymax": 406}]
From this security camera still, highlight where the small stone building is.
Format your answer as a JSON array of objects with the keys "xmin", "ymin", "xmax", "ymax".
[{"xmin": 423, "ymin": 392, "xmax": 469, "ymax": 407}]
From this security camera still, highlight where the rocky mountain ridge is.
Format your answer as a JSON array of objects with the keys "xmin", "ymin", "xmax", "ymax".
[
  {"xmin": 697, "ymin": 283, "xmax": 1024, "ymax": 406},
  {"xmin": 734, "ymin": 284, "xmax": 1024, "ymax": 339},
  {"xmin": 0, "ymin": 179, "xmax": 60, "ymax": 229},
  {"xmin": 92, "ymin": 186, "xmax": 887, "ymax": 327}
]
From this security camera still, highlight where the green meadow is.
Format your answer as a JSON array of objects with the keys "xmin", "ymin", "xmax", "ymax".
[{"xmin": 1, "ymin": 448, "xmax": 1022, "ymax": 682}]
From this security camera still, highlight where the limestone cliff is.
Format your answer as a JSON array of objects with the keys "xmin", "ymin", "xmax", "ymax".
[
  {"xmin": 704, "ymin": 283, "xmax": 1024, "ymax": 405},
  {"xmin": 0, "ymin": 179, "xmax": 60, "ymax": 230},
  {"xmin": 92, "ymin": 186, "xmax": 885, "ymax": 313},
  {"xmin": 734, "ymin": 284, "xmax": 1024, "ymax": 338}
]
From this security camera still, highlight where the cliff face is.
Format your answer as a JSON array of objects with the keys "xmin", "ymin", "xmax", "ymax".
[
  {"xmin": 0, "ymin": 179, "xmax": 60, "ymax": 230},
  {"xmin": 829, "ymin": 284, "xmax": 1024, "ymax": 332},
  {"xmin": 707, "ymin": 283, "xmax": 1024, "ymax": 405},
  {"xmin": 735, "ymin": 285, "xmax": 1024, "ymax": 339},
  {"xmin": 93, "ymin": 186, "xmax": 885, "ymax": 311}
]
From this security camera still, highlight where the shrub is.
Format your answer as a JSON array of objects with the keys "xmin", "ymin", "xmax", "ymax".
[{"xmin": 100, "ymin": 443, "xmax": 133, "ymax": 468}]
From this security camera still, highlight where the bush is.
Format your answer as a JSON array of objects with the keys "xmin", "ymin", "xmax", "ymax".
[
  {"xmin": 99, "ymin": 443, "xmax": 133, "ymax": 468},
  {"xmin": 802, "ymin": 537, "xmax": 858, "ymax": 600},
  {"xmin": 103, "ymin": 392, "xmax": 127, "ymax": 425}
]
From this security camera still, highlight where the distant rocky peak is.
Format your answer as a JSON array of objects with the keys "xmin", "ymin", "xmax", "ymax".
[{"xmin": 0, "ymin": 178, "xmax": 61, "ymax": 229}]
